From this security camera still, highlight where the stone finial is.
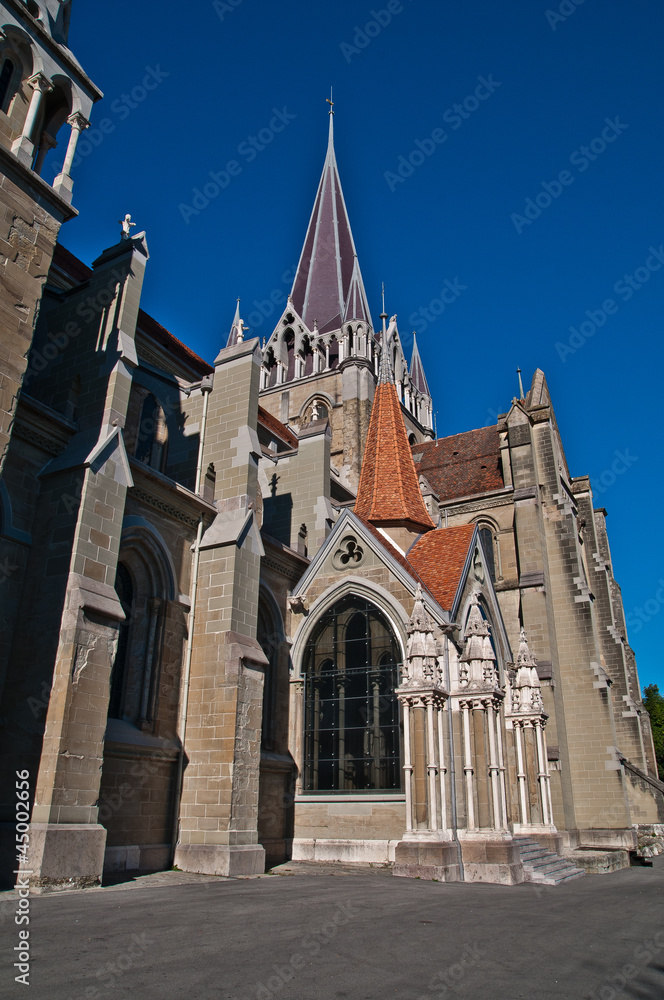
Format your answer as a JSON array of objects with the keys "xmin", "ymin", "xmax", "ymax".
[
  {"xmin": 401, "ymin": 584, "xmax": 443, "ymax": 691},
  {"xmin": 508, "ymin": 626, "xmax": 545, "ymax": 716},
  {"xmin": 516, "ymin": 627, "xmax": 537, "ymax": 668},
  {"xmin": 458, "ymin": 592, "xmax": 498, "ymax": 690},
  {"xmin": 407, "ymin": 583, "xmax": 433, "ymax": 635}
]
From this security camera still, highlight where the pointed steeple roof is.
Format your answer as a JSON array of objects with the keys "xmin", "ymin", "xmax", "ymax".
[
  {"xmin": 291, "ymin": 111, "xmax": 371, "ymax": 334},
  {"xmin": 410, "ymin": 333, "xmax": 430, "ymax": 396},
  {"xmin": 226, "ymin": 299, "xmax": 245, "ymax": 348},
  {"xmin": 355, "ymin": 332, "xmax": 435, "ymax": 534},
  {"xmin": 343, "ymin": 255, "xmax": 371, "ymax": 324}
]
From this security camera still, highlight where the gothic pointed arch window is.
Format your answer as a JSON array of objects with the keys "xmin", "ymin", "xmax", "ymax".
[
  {"xmin": 477, "ymin": 522, "xmax": 500, "ymax": 583},
  {"xmin": 134, "ymin": 392, "xmax": 168, "ymax": 472},
  {"xmin": 302, "ymin": 596, "xmax": 401, "ymax": 792}
]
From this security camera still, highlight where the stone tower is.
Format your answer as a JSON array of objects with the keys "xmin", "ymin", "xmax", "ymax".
[
  {"xmin": 0, "ymin": 0, "xmax": 101, "ymax": 474},
  {"xmin": 256, "ymin": 109, "xmax": 434, "ymax": 497}
]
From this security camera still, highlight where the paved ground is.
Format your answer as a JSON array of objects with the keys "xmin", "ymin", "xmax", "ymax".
[{"xmin": 1, "ymin": 857, "xmax": 663, "ymax": 999}]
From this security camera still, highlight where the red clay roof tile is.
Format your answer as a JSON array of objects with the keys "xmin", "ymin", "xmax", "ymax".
[
  {"xmin": 355, "ymin": 380, "xmax": 435, "ymax": 533},
  {"xmin": 258, "ymin": 406, "xmax": 298, "ymax": 450},
  {"xmin": 408, "ymin": 524, "xmax": 476, "ymax": 611},
  {"xmin": 413, "ymin": 427, "xmax": 503, "ymax": 503}
]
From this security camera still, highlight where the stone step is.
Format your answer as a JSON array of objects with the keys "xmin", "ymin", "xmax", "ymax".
[{"xmin": 514, "ymin": 835, "xmax": 585, "ymax": 886}]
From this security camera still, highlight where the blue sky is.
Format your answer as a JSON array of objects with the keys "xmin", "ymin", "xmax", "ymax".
[{"xmin": 63, "ymin": 0, "xmax": 663, "ymax": 689}]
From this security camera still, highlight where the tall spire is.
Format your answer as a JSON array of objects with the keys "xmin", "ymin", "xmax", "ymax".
[
  {"xmin": 355, "ymin": 324, "xmax": 435, "ymax": 534},
  {"xmin": 410, "ymin": 333, "xmax": 430, "ymax": 396},
  {"xmin": 290, "ymin": 104, "xmax": 371, "ymax": 333}
]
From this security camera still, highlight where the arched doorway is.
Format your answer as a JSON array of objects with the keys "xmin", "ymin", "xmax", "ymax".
[
  {"xmin": 256, "ymin": 587, "xmax": 295, "ymax": 868},
  {"xmin": 99, "ymin": 526, "xmax": 182, "ymax": 877}
]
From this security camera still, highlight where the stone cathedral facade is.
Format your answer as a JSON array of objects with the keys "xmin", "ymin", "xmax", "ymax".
[{"xmin": 0, "ymin": 2, "xmax": 662, "ymax": 892}]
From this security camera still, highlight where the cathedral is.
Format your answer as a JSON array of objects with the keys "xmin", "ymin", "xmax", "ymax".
[{"xmin": 0, "ymin": 1, "xmax": 662, "ymax": 892}]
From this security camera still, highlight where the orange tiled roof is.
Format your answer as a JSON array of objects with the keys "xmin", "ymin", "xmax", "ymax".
[
  {"xmin": 355, "ymin": 380, "xmax": 435, "ymax": 533},
  {"xmin": 258, "ymin": 406, "xmax": 298, "ymax": 450},
  {"xmin": 356, "ymin": 516, "xmax": 439, "ymax": 606},
  {"xmin": 408, "ymin": 524, "xmax": 476, "ymax": 611},
  {"xmin": 413, "ymin": 427, "xmax": 503, "ymax": 503}
]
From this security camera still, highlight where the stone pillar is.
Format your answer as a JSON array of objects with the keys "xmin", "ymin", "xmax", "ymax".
[
  {"xmin": 53, "ymin": 112, "xmax": 90, "ymax": 202},
  {"xmin": 393, "ymin": 588, "xmax": 459, "ymax": 881},
  {"xmin": 174, "ymin": 338, "xmax": 268, "ymax": 877},
  {"xmin": 11, "ymin": 73, "xmax": 53, "ymax": 166}
]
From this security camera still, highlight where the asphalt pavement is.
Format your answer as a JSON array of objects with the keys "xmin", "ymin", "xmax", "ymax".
[{"xmin": 1, "ymin": 856, "xmax": 663, "ymax": 999}]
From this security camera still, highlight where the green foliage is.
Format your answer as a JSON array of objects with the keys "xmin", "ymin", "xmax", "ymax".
[{"xmin": 643, "ymin": 684, "xmax": 664, "ymax": 781}]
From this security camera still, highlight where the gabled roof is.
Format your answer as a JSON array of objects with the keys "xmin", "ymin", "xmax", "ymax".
[
  {"xmin": 292, "ymin": 508, "xmax": 448, "ymax": 623},
  {"xmin": 355, "ymin": 341, "xmax": 435, "ymax": 533},
  {"xmin": 257, "ymin": 406, "xmax": 298, "ymax": 450},
  {"xmin": 343, "ymin": 255, "xmax": 371, "ymax": 325},
  {"xmin": 408, "ymin": 524, "xmax": 477, "ymax": 611},
  {"xmin": 413, "ymin": 427, "xmax": 503, "ymax": 503},
  {"xmin": 290, "ymin": 113, "xmax": 371, "ymax": 334},
  {"xmin": 409, "ymin": 333, "xmax": 430, "ymax": 396}
]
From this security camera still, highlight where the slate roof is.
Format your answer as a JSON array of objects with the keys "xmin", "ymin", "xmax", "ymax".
[
  {"xmin": 290, "ymin": 114, "xmax": 371, "ymax": 333},
  {"xmin": 408, "ymin": 524, "xmax": 477, "ymax": 611},
  {"xmin": 409, "ymin": 333, "xmax": 430, "ymax": 396},
  {"xmin": 413, "ymin": 426, "xmax": 503, "ymax": 503}
]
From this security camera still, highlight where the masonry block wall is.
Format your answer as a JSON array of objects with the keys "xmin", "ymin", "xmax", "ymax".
[
  {"xmin": 0, "ymin": 152, "xmax": 69, "ymax": 476},
  {"xmin": 174, "ymin": 338, "xmax": 269, "ymax": 877},
  {"xmin": 0, "ymin": 237, "xmax": 149, "ymax": 889}
]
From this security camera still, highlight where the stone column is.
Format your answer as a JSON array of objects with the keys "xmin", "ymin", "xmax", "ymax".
[
  {"xmin": 12, "ymin": 73, "xmax": 53, "ymax": 166},
  {"xmin": 402, "ymin": 700, "xmax": 414, "ymax": 832},
  {"xmin": 53, "ymin": 112, "xmax": 90, "ymax": 202},
  {"xmin": 514, "ymin": 722, "xmax": 529, "ymax": 826},
  {"xmin": 486, "ymin": 699, "xmax": 503, "ymax": 831},
  {"xmin": 33, "ymin": 130, "xmax": 57, "ymax": 175},
  {"xmin": 462, "ymin": 701, "xmax": 476, "ymax": 830}
]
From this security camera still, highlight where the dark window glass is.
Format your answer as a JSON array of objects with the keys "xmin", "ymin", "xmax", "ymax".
[
  {"xmin": 108, "ymin": 564, "xmax": 133, "ymax": 719},
  {"xmin": 479, "ymin": 527, "xmax": 496, "ymax": 582},
  {"xmin": 0, "ymin": 59, "xmax": 15, "ymax": 111},
  {"xmin": 303, "ymin": 597, "xmax": 402, "ymax": 792}
]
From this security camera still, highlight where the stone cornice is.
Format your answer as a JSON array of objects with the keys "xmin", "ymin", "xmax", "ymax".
[
  {"xmin": 0, "ymin": 143, "xmax": 77, "ymax": 221},
  {"xmin": 261, "ymin": 532, "xmax": 309, "ymax": 583},
  {"xmin": 13, "ymin": 393, "xmax": 76, "ymax": 456},
  {"xmin": 128, "ymin": 459, "xmax": 216, "ymax": 530}
]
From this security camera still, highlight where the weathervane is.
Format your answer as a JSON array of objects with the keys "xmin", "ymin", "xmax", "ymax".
[{"xmin": 326, "ymin": 88, "xmax": 334, "ymax": 114}]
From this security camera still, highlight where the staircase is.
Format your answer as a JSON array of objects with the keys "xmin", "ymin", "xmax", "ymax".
[{"xmin": 514, "ymin": 836, "xmax": 585, "ymax": 885}]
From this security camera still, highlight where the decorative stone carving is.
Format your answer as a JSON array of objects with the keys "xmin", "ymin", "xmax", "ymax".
[
  {"xmin": 506, "ymin": 628, "xmax": 547, "ymax": 720},
  {"xmin": 456, "ymin": 591, "xmax": 501, "ymax": 694},
  {"xmin": 288, "ymin": 595, "xmax": 309, "ymax": 615},
  {"xmin": 332, "ymin": 535, "xmax": 364, "ymax": 569}
]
